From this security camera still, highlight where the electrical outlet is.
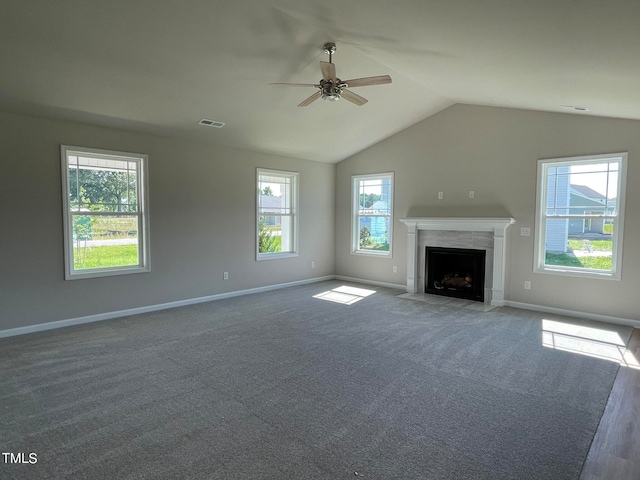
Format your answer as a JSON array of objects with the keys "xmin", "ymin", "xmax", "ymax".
[
  {"xmin": 393, "ymin": 265, "xmax": 398, "ymax": 273},
  {"xmin": 520, "ymin": 227, "xmax": 531, "ymax": 237},
  {"xmin": 438, "ymin": 192, "xmax": 443, "ymax": 200},
  {"xmin": 223, "ymin": 272, "xmax": 229, "ymax": 280},
  {"xmin": 311, "ymin": 261, "xmax": 315, "ymax": 268},
  {"xmin": 524, "ymin": 281, "xmax": 531, "ymax": 290},
  {"xmin": 469, "ymin": 190, "xmax": 475, "ymax": 199}
]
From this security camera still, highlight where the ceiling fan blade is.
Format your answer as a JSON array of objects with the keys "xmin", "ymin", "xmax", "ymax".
[
  {"xmin": 320, "ymin": 61, "xmax": 337, "ymax": 82},
  {"xmin": 341, "ymin": 89, "xmax": 368, "ymax": 106},
  {"xmin": 270, "ymin": 82, "xmax": 320, "ymax": 87},
  {"xmin": 342, "ymin": 75, "xmax": 392, "ymax": 88},
  {"xmin": 298, "ymin": 91, "xmax": 322, "ymax": 107}
]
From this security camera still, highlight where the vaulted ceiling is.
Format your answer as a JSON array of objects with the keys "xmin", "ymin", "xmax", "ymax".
[{"xmin": 2, "ymin": 1, "xmax": 639, "ymax": 163}]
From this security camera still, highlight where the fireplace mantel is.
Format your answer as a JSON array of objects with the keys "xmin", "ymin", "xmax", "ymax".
[{"xmin": 399, "ymin": 217, "xmax": 515, "ymax": 306}]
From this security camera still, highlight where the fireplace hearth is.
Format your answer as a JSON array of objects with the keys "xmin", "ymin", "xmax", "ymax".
[{"xmin": 426, "ymin": 247, "xmax": 486, "ymax": 302}]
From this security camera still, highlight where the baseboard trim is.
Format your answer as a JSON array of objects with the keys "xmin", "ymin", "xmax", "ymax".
[
  {"xmin": 5, "ymin": 278, "xmax": 635, "ymax": 339},
  {"xmin": 0, "ymin": 275, "xmax": 335, "ymax": 339},
  {"xmin": 504, "ymin": 300, "xmax": 640, "ymax": 329},
  {"xmin": 334, "ymin": 275, "xmax": 406, "ymax": 291}
]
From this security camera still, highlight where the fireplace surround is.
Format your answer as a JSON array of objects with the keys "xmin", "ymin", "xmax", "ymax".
[{"xmin": 399, "ymin": 217, "xmax": 515, "ymax": 306}]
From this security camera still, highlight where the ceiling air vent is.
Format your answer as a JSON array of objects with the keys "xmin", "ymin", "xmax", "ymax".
[
  {"xmin": 199, "ymin": 119, "xmax": 226, "ymax": 128},
  {"xmin": 560, "ymin": 105, "xmax": 589, "ymax": 112}
]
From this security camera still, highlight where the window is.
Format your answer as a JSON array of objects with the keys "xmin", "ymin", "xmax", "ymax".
[
  {"xmin": 61, "ymin": 146, "xmax": 150, "ymax": 280},
  {"xmin": 352, "ymin": 173, "xmax": 393, "ymax": 256},
  {"xmin": 257, "ymin": 169, "xmax": 298, "ymax": 259},
  {"xmin": 534, "ymin": 153, "xmax": 627, "ymax": 279}
]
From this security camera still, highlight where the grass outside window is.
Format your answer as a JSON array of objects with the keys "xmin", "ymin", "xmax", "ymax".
[
  {"xmin": 545, "ymin": 237, "xmax": 613, "ymax": 271},
  {"xmin": 74, "ymin": 244, "xmax": 139, "ymax": 269}
]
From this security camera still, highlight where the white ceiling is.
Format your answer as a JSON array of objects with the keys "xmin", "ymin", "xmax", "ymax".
[{"xmin": 2, "ymin": 1, "xmax": 640, "ymax": 163}]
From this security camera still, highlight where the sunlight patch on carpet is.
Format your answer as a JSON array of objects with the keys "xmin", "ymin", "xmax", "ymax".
[
  {"xmin": 542, "ymin": 319, "xmax": 639, "ymax": 369},
  {"xmin": 313, "ymin": 285, "xmax": 376, "ymax": 305}
]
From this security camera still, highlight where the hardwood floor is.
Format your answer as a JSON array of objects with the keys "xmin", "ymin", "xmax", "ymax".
[{"xmin": 580, "ymin": 328, "xmax": 640, "ymax": 480}]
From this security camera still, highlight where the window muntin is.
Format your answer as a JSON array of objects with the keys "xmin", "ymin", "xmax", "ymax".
[
  {"xmin": 535, "ymin": 153, "xmax": 626, "ymax": 279},
  {"xmin": 257, "ymin": 169, "xmax": 298, "ymax": 259},
  {"xmin": 352, "ymin": 173, "xmax": 394, "ymax": 256},
  {"xmin": 61, "ymin": 146, "xmax": 150, "ymax": 279}
]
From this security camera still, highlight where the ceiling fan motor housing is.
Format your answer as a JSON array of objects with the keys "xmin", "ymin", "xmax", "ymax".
[{"xmin": 320, "ymin": 79, "xmax": 342, "ymax": 101}]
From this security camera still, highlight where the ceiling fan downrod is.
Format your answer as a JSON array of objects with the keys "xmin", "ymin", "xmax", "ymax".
[
  {"xmin": 321, "ymin": 43, "xmax": 339, "ymax": 100},
  {"xmin": 323, "ymin": 42, "xmax": 336, "ymax": 63}
]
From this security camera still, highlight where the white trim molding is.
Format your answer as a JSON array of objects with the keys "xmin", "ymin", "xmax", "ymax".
[
  {"xmin": 351, "ymin": 172, "xmax": 394, "ymax": 257},
  {"xmin": 0, "ymin": 276, "xmax": 334, "ymax": 339},
  {"xmin": 2, "ymin": 274, "xmax": 636, "ymax": 339},
  {"xmin": 61, "ymin": 145, "xmax": 151, "ymax": 280},
  {"xmin": 533, "ymin": 152, "xmax": 627, "ymax": 280},
  {"xmin": 256, "ymin": 168, "xmax": 299, "ymax": 260},
  {"xmin": 399, "ymin": 217, "xmax": 515, "ymax": 306},
  {"xmin": 505, "ymin": 300, "xmax": 640, "ymax": 329}
]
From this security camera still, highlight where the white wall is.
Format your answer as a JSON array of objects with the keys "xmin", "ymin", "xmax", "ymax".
[
  {"xmin": 336, "ymin": 105, "xmax": 640, "ymax": 321},
  {"xmin": 3, "ymin": 104, "xmax": 638, "ymax": 331},
  {"xmin": 0, "ymin": 111, "xmax": 335, "ymax": 331}
]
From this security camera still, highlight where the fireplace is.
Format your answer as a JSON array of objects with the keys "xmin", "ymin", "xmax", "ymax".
[
  {"xmin": 399, "ymin": 217, "xmax": 515, "ymax": 306},
  {"xmin": 426, "ymin": 247, "xmax": 486, "ymax": 302}
]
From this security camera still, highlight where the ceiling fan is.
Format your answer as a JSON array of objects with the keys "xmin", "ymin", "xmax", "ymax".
[{"xmin": 270, "ymin": 42, "xmax": 392, "ymax": 107}]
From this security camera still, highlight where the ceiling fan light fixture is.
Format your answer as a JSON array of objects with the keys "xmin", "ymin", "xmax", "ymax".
[{"xmin": 321, "ymin": 80, "xmax": 342, "ymax": 101}]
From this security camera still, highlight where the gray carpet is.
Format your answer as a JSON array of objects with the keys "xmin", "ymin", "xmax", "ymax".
[{"xmin": 0, "ymin": 280, "xmax": 631, "ymax": 479}]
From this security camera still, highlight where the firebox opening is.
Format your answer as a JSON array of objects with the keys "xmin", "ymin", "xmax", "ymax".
[{"xmin": 426, "ymin": 246, "xmax": 486, "ymax": 302}]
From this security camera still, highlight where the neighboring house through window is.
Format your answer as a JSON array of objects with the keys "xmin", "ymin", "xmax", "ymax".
[
  {"xmin": 352, "ymin": 173, "xmax": 394, "ymax": 256},
  {"xmin": 534, "ymin": 153, "xmax": 627, "ymax": 279},
  {"xmin": 61, "ymin": 145, "xmax": 150, "ymax": 280},
  {"xmin": 257, "ymin": 168, "xmax": 298, "ymax": 259}
]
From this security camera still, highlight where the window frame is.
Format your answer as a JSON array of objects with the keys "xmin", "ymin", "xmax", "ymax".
[
  {"xmin": 351, "ymin": 172, "xmax": 394, "ymax": 257},
  {"xmin": 61, "ymin": 145, "xmax": 151, "ymax": 280},
  {"xmin": 256, "ymin": 168, "xmax": 299, "ymax": 261},
  {"xmin": 534, "ymin": 152, "xmax": 627, "ymax": 280}
]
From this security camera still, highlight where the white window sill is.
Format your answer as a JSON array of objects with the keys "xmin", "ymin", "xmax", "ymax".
[
  {"xmin": 351, "ymin": 249, "xmax": 392, "ymax": 258},
  {"xmin": 534, "ymin": 266, "xmax": 620, "ymax": 281},
  {"xmin": 66, "ymin": 265, "xmax": 150, "ymax": 281},
  {"xmin": 257, "ymin": 252, "xmax": 299, "ymax": 261}
]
